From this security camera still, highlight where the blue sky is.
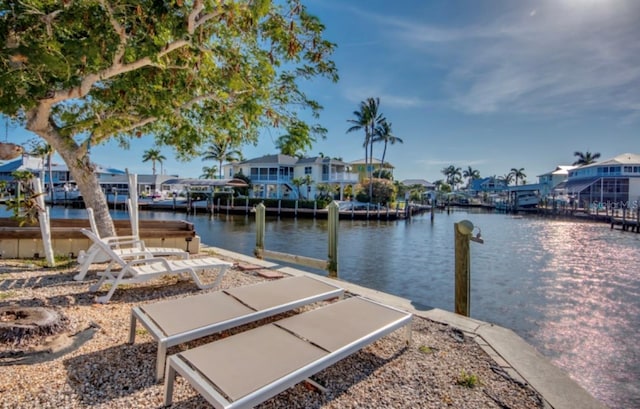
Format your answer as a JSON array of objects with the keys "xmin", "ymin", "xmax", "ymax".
[{"xmin": 3, "ymin": 0, "xmax": 640, "ymax": 183}]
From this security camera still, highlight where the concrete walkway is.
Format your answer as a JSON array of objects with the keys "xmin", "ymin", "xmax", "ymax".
[{"xmin": 206, "ymin": 246, "xmax": 606, "ymax": 409}]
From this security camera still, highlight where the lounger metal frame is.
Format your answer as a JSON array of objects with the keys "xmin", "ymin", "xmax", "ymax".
[
  {"xmin": 129, "ymin": 275, "xmax": 344, "ymax": 381},
  {"xmin": 163, "ymin": 297, "xmax": 412, "ymax": 409}
]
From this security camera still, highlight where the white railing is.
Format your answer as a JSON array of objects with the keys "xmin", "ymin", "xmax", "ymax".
[{"xmin": 322, "ymin": 172, "xmax": 359, "ymax": 183}]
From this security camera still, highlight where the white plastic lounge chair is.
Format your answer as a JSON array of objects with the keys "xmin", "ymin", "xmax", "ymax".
[
  {"xmin": 74, "ymin": 208, "xmax": 189, "ymax": 281},
  {"xmin": 80, "ymin": 228, "xmax": 232, "ymax": 304},
  {"xmin": 164, "ymin": 296, "xmax": 412, "ymax": 408},
  {"xmin": 129, "ymin": 275, "xmax": 344, "ymax": 381}
]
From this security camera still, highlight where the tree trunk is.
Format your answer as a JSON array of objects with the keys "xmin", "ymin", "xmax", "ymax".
[
  {"xmin": 58, "ymin": 147, "xmax": 115, "ymax": 237},
  {"xmin": 26, "ymin": 116, "xmax": 116, "ymax": 238}
]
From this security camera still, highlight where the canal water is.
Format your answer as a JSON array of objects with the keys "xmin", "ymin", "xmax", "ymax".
[{"xmin": 9, "ymin": 207, "xmax": 640, "ymax": 408}]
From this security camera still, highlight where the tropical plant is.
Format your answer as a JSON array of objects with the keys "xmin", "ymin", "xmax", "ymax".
[
  {"xmin": 142, "ymin": 149, "xmax": 166, "ymax": 176},
  {"xmin": 462, "ymin": 166, "xmax": 480, "ymax": 188},
  {"xmin": 31, "ymin": 142, "xmax": 55, "ymax": 202},
  {"xmin": 200, "ymin": 166, "xmax": 218, "ymax": 180},
  {"xmin": 347, "ymin": 97, "xmax": 385, "ymax": 200},
  {"xmin": 291, "ymin": 177, "xmax": 305, "ymax": 200},
  {"xmin": 355, "ymin": 178, "xmax": 396, "ymax": 205},
  {"xmin": 372, "ymin": 168, "xmax": 393, "ymax": 180},
  {"xmin": 510, "ymin": 168, "xmax": 526, "ymax": 186},
  {"xmin": 441, "ymin": 165, "xmax": 462, "ymax": 190},
  {"xmin": 499, "ymin": 173, "xmax": 514, "ymax": 186},
  {"xmin": 573, "ymin": 151, "xmax": 601, "ymax": 166},
  {"xmin": 6, "ymin": 170, "xmax": 42, "ymax": 226},
  {"xmin": 202, "ymin": 138, "xmax": 243, "ymax": 179},
  {"xmin": 302, "ymin": 174, "xmax": 314, "ymax": 199},
  {"xmin": 373, "ymin": 120, "xmax": 403, "ymax": 170},
  {"xmin": 232, "ymin": 172, "xmax": 251, "ymax": 196},
  {"xmin": 0, "ymin": 2, "xmax": 338, "ymax": 238}
]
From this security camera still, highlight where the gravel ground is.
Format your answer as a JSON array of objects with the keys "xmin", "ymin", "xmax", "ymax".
[{"xmin": 0, "ymin": 256, "xmax": 544, "ymax": 409}]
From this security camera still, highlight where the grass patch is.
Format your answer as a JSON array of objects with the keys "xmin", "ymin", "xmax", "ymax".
[
  {"xmin": 136, "ymin": 328, "xmax": 147, "ymax": 336},
  {"xmin": 457, "ymin": 370, "xmax": 480, "ymax": 388},
  {"xmin": 0, "ymin": 291, "xmax": 17, "ymax": 300},
  {"xmin": 30, "ymin": 255, "xmax": 76, "ymax": 269},
  {"xmin": 419, "ymin": 345, "xmax": 435, "ymax": 354}
]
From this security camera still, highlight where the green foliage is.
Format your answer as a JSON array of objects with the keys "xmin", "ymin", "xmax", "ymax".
[
  {"xmin": 0, "ymin": 1, "xmax": 338, "ymax": 232},
  {"xmin": 373, "ymin": 169, "xmax": 392, "ymax": 180},
  {"xmin": 0, "ymin": 291, "xmax": 17, "ymax": 300},
  {"xmin": 456, "ymin": 371, "xmax": 480, "ymax": 388},
  {"xmin": 5, "ymin": 170, "xmax": 42, "ymax": 226},
  {"xmin": 355, "ymin": 178, "xmax": 396, "ymax": 205},
  {"xmin": 418, "ymin": 345, "xmax": 434, "ymax": 354},
  {"xmin": 276, "ymin": 120, "xmax": 326, "ymax": 157},
  {"xmin": 232, "ymin": 172, "xmax": 251, "ymax": 196}
]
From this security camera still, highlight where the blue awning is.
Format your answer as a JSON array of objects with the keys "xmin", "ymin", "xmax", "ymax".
[{"xmin": 563, "ymin": 177, "xmax": 601, "ymax": 194}]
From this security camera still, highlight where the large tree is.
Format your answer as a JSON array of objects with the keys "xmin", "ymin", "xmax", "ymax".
[
  {"xmin": 0, "ymin": 1, "xmax": 337, "ymax": 237},
  {"xmin": 373, "ymin": 120, "xmax": 402, "ymax": 171},
  {"xmin": 573, "ymin": 151, "xmax": 601, "ymax": 166},
  {"xmin": 510, "ymin": 167, "xmax": 526, "ymax": 186},
  {"xmin": 462, "ymin": 166, "xmax": 480, "ymax": 188},
  {"xmin": 347, "ymin": 97, "xmax": 385, "ymax": 202},
  {"xmin": 441, "ymin": 165, "xmax": 462, "ymax": 190}
]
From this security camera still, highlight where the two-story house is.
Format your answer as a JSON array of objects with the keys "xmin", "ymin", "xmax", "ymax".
[
  {"xmin": 223, "ymin": 154, "xmax": 359, "ymax": 200},
  {"xmin": 560, "ymin": 153, "xmax": 640, "ymax": 206},
  {"xmin": 349, "ymin": 158, "xmax": 394, "ymax": 182},
  {"xmin": 536, "ymin": 165, "xmax": 576, "ymax": 197}
]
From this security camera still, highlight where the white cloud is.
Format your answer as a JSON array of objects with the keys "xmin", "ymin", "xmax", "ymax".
[{"xmin": 350, "ymin": 1, "xmax": 640, "ymax": 120}]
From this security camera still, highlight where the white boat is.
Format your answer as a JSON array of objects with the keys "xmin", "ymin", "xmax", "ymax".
[{"xmin": 515, "ymin": 192, "xmax": 539, "ymax": 208}]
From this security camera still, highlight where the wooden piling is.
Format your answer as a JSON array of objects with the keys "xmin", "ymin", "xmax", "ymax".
[{"xmin": 454, "ymin": 221, "xmax": 472, "ymax": 317}]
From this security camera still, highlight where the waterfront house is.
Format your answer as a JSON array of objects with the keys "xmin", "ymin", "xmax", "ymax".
[
  {"xmin": 469, "ymin": 176, "xmax": 508, "ymax": 194},
  {"xmin": 349, "ymin": 158, "xmax": 395, "ymax": 182},
  {"xmin": 557, "ymin": 153, "xmax": 640, "ymax": 207},
  {"xmin": 223, "ymin": 154, "xmax": 359, "ymax": 200},
  {"xmin": 0, "ymin": 154, "xmax": 125, "ymax": 191},
  {"xmin": 536, "ymin": 165, "xmax": 576, "ymax": 197}
]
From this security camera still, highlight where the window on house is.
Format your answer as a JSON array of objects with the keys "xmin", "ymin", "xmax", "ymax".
[{"xmin": 304, "ymin": 166, "xmax": 312, "ymax": 175}]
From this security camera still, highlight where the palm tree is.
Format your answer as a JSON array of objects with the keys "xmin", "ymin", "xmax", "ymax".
[
  {"xmin": 462, "ymin": 166, "xmax": 480, "ymax": 188},
  {"xmin": 142, "ymin": 148, "xmax": 166, "ymax": 175},
  {"xmin": 373, "ymin": 120, "xmax": 403, "ymax": 171},
  {"xmin": 499, "ymin": 173, "xmax": 514, "ymax": 186},
  {"xmin": 202, "ymin": 138, "xmax": 243, "ymax": 179},
  {"xmin": 441, "ymin": 165, "xmax": 462, "ymax": 190},
  {"xmin": 31, "ymin": 143, "xmax": 54, "ymax": 203},
  {"xmin": 510, "ymin": 168, "xmax": 526, "ymax": 186},
  {"xmin": 200, "ymin": 165, "xmax": 218, "ymax": 179},
  {"xmin": 347, "ymin": 97, "xmax": 385, "ymax": 199},
  {"xmin": 291, "ymin": 177, "xmax": 304, "ymax": 199},
  {"xmin": 573, "ymin": 151, "xmax": 601, "ymax": 166}
]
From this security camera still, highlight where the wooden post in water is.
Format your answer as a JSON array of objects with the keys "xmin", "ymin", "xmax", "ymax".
[
  {"xmin": 454, "ymin": 220, "xmax": 483, "ymax": 317},
  {"xmin": 254, "ymin": 203, "xmax": 265, "ymax": 259},
  {"xmin": 454, "ymin": 221, "xmax": 471, "ymax": 316},
  {"xmin": 327, "ymin": 201, "xmax": 339, "ymax": 278}
]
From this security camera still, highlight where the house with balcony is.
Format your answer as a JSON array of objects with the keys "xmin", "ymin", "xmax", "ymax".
[
  {"xmin": 555, "ymin": 153, "xmax": 640, "ymax": 207},
  {"xmin": 223, "ymin": 154, "xmax": 359, "ymax": 200},
  {"xmin": 536, "ymin": 165, "xmax": 576, "ymax": 197},
  {"xmin": 349, "ymin": 158, "xmax": 395, "ymax": 182}
]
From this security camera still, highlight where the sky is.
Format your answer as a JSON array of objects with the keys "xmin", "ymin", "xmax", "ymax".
[{"xmin": 3, "ymin": 0, "xmax": 640, "ymax": 183}]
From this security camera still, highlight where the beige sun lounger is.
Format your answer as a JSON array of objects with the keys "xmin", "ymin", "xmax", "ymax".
[
  {"xmin": 74, "ymin": 208, "xmax": 189, "ymax": 282},
  {"xmin": 80, "ymin": 228, "xmax": 232, "ymax": 304},
  {"xmin": 129, "ymin": 275, "xmax": 344, "ymax": 381},
  {"xmin": 163, "ymin": 296, "xmax": 412, "ymax": 408}
]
